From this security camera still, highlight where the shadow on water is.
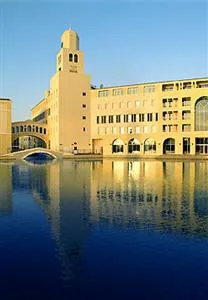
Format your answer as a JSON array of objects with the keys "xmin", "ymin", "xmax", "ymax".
[{"xmin": 24, "ymin": 152, "xmax": 55, "ymax": 164}]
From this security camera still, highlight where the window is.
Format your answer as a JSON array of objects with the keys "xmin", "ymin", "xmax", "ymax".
[
  {"xmin": 196, "ymin": 138, "xmax": 208, "ymax": 154},
  {"xmin": 112, "ymin": 127, "xmax": 117, "ymax": 134},
  {"xmin": 97, "ymin": 116, "xmax": 99, "ymax": 124},
  {"xmin": 83, "ymin": 127, "xmax": 86, "ymax": 132},
  {"xmin": 144, "ymin": 85, "xmax": 155, "ymax": 93},
  {"xmin": 135, "ymin": 100, "xmax": 140, "ymax": 107},
  {"xmin": 182, "ymin": 97, "xmax": 191, "ymax": 106},
  {"xmin": 147, "ymin": 113, "xmax": 153, "ymax": 122},
  {"xmin": 74, "ymin": 54, "xmax": 78, "ymax": 63},
  {"xmin": 163, "ymin": 138, "xmax": 175, "ymax": 154},
  {"xmin": 98, "ymin": 90, "xmax": 109, "ymax": 97},
  {"xmin": 127, "ymin": 101, "xmax": 133, "ymax": 108},
  {"xmin": 144, "ymin": 126, "xmax": 149, "ymax": 133},
  {"xmin": 128, "ymin": 138, "xmax": 140, "ymax": 153},
  {"xmin": 128, "ymin": 127, "xmax": 133, "ymax": 134},
  {"xmin": 109, "ymin": 115, "xmax": 114, "ymax": 123},
  {"xmin": 131, "ymin": 114, "xmax": 136, "ymax": 122},
  {"xmin": 196, "ymin": 80, "xmax": 208, "ymax": 88},
  {"xmin": 155, "ymin": 113, "xmax": 158, "ymax": 121},
  {"xmin": 195, "ymin": 97, "xmax": 208, "ymax": 131},
  {"xmin": 101, "ymin": 116, "xmax": 106, "ymax": 123},
  {"xmin": 40, "ymin": 127, "xmax": 42, "ymax": 134},
  {"xmin": 127, "ymin": 87, "xmax": 138, "ymax": 94},
  {"xmin": 162, "ymin": 84, "xmax": 174, "ymax": 91},
  {"xmin": 144, "ymin": 138, "xmax": 156, "ymax": 153},
  {"xmin": 139, "ymin": 114, "xmax": 144, "ymax": 122},
  {"xmin": 82, "ymin": 116, "xmax": 86, "ymax": 120},
  {"xmin": 182, "ymin": 124, "xmax": 191, "ymax": 132},
  {"xmin": 82, "ymin": 104, "xmax": 86, "ymax": 108},
  {"xmin": 182, "ymin": 110, "xmax": 191, "ymax": 120},
  {"xmin": 112, "ymin": 139, "xmax": 124, "ymax": 153},
  {"xmin": 124, "ymin": 114, "xmax": 129, "ymax": 122},
  {"xmin": 69, "ymin": 53, "xmax": 73, "ymax": 62},
  {"xmin": 136, "ymin": 126, "xmax": 141, "ymax": 133},
  {"xmin": 82, "ymin": 92, "xmax": 86, "ymax": 96},
  {"xmin": 116, "ymin": 115, "xmax": 121, "ymax": 123},
  {"xmin": 113, "ymin": 88, "xmax": 123, "ymax": 96},
  {"xmin": 44, "ymin": 128, "xmax": 46, "ymax": 134},
  {"xmin": 120, "ymin": 127, "xmax": 125, "ymax": 134}
]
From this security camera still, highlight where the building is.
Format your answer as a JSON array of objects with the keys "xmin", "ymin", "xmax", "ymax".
[
  {"xmin": 0, "ymin": 98, "xmax": 12, "ymax": 155},
  {"xmin": 30, "ymin": 29, "xmax": 208, "ymax": 156}
]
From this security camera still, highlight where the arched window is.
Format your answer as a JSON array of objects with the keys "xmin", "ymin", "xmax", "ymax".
[
  {"xmin": 144, "ymin": 138, "xmax": 156, "ymax": 153},
  {"xmin": 69, "ymin": 53, "xmax": 73, "ymax": 62},
  {"xmin": 163, "ymin": 138, "xmax": 175, "ymax": 154},
  {"xmin": 27, "ymin": 125, "xmax": 31, "ymax": 132},
  {"xmin": 44, "ymin": 128, "xmax": 46, "ymax": 134},
  {"xmin": 36, "ymin": 126, "xmax": 38, "ymax": 133},
  {"xmin": 20, "ymin": 126, "xmax": 23, "ymax": 132},
  {"xmin": 195, "ymin": 96, "xmax": 208, "ymax": 131},
  {"xmin": 74, "ymin": 54, "xmax": 78, "ymax": 63},
  {"xmin": 112, "ymin": 138, "xmax": 124, "ymax": 153},
  {"xmin": 128, "ymin": 138, "xmax": 140, "ymax": 153},
  {"xmin": 15, "ymin": 126, "xmax": 19, "ymax": 133}
]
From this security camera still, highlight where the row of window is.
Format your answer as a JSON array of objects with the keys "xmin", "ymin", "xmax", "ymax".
[
  {"xmin": 97, "ymin": 80, "xmax": 208, "ymax": 98},
  {"xmin": 162, "ymin": 80, "xmax": 208, "ymax": 91},
  {"xmin": 97, "ymin": 99, "xmax": 156, "ymax": 110},
  {"xmin": 111, "ymin": 137, "xmax": 208, "ymax": 155},
  {"xmin": 162, "ymin": 97, "xmax": 191, "ymax": 108},
  {"xmin": 162, "ymin": 124, "xmax": 191, "ymax": 132},
  {"xmin": 12, "ymin": 125, "xmax": 47, "ymax": 134},
  {"xmin": 97, "ymin": 125, "xmax": 157, "ymax": 135},
  {"xmin": 162, "ymin": 110, "xmax": 191, "ymax": 121},
  {"xmin": 98, "ymin": 85, "xmax": 155, "ymax": 97},
  {"xmin": 97, "ymin": 113, "xmax": 158, "ymax": 124}
]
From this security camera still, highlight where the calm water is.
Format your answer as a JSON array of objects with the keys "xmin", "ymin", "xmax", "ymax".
[{"xmin": 0, "ymin": 159, "xmax": 207, "ymax": 300}]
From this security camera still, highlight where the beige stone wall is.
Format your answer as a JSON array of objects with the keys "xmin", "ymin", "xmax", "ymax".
[
  {"xmin": 0, "ymin": 99, "xmax": 12, "ymax": 154},
  {"xmin": 91, "ymin": 79, "xmax": 208, "ymax": 155}
]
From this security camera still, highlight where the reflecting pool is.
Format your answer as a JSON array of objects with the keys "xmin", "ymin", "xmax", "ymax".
[{"xmin": 0, "ymin": 159, "xmax": 207, "ymax": 299}]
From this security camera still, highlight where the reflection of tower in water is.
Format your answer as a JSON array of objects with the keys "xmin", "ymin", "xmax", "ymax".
[{"xmin": 31, "ymin": 160, "xmax": 91, "ymax": 282}]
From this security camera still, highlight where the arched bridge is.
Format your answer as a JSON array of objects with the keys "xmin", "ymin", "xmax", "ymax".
[
  {"xmin": 7, "ymin": 148, "xmax": 63, "ymax": 160},
  {"xmin": 12, "ymin": 121, "xmax": 49, "ymax": 148}
]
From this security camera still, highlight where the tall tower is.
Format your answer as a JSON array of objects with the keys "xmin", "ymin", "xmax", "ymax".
[{"xmin": 49, "ymin": 29, "xmax": 91, "ymax": 152}]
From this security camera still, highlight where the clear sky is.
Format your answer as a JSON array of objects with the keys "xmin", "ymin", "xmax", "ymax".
[{"xmin": 0, "ymin": 0, "xmax": 207, "ymax": 121}]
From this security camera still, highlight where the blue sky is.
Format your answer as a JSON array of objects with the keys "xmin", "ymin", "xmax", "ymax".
[{"xmin": 0, "ymin": 0, "xmax": 207, "ymax": 121}]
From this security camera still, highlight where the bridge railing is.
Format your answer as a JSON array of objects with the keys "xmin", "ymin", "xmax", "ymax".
[{"xmin": 59, "ymin": 147, "xmax": 103, "ymax": 155}]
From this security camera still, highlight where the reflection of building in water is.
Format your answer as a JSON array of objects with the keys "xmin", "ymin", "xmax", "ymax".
[
  {"xmin": 30, "ymin": 161, "xmax": 91, "ymax": 280},
  {"xmin": 90, "ymin": 160, "xmax": 208, "ymax": 237},
  {"xmin": 0, "ymin": 163, "xmax": 12, "ymax": 215}
]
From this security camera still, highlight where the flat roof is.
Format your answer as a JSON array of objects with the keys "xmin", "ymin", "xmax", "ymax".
[
  {"xmin": 91, "ymin": 76, "xmax": 208, "ymax": 90},
  {"xmin": 31, "ymin": 98, "xmax": 45, "ymax": 110},
  {"xmin": 0, "ymin": 98, "xmax": 12, "ymax": 101}
]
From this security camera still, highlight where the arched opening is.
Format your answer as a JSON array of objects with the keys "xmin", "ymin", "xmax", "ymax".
[
  {"xmin": 20, "ymin": 126, "xmax": 23, "ymax": 132},
  {"xmin": 195, "ymin": 96, "xmax": 208, "ymax": 131},
  {"xmin": 74, "ymin": 54, "xmax": 78, "ymax": 63},
  {"xmin": 12, "ymin": 138, "xmax": 19, "ymax": 152},
  {"xmin": 112, "ymin": 138, "xmax": 124, "ymax": 153},
  {"xmin": 15, "ymin": 126, "xmax": 19, "ymax": 133},
  {"xmin": 128, "ymin": 138, "xmax": 140, "ymax": 153},
  {"xmin": 144, "ymin": 138, "xmax": 156, "ymax": 153},
  {"xmin": 12, "ymin": 136, "xmax": 46, "ymax": 152},
  {"xmin": 27, "ymin": 125, "xmax": 31, "ymax": 132},
  {"xmin": 69, "ymin": 53, "xmax": 73, "ymax": 62},
  {"xmin": 163, "ymin": 138, "xmax": 175, "ymax": 154}
]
